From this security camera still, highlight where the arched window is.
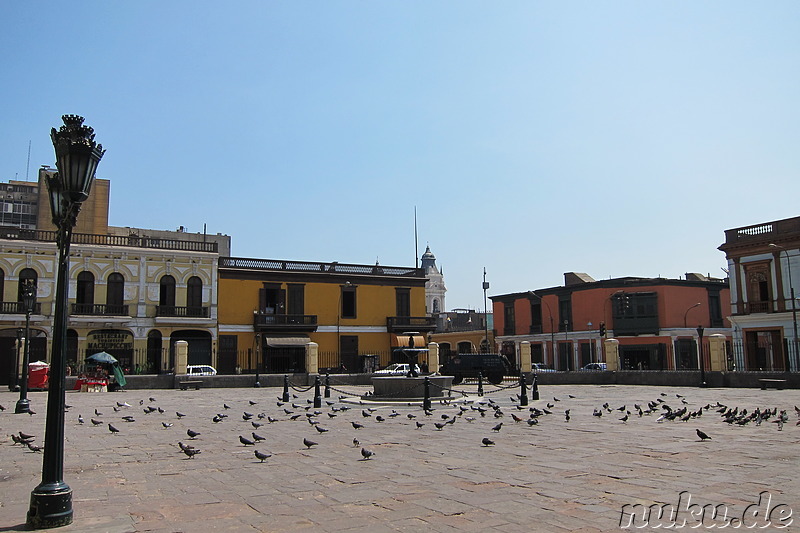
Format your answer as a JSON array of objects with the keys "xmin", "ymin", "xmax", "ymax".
[
  {"xmin": 18, "ymin": 268, "xmax": 37, "ymax": 302},
  {"xmin": 107, "ymin": 273, "xmax": 124, "ymax": 309},
  {"xmin": 432, "ymin": 298, "xmax": 440, "ymax": 313},
  {"xmin": 159, "ymin": 275, "xmax": 176, "ymax": 307},
  {"xmin": 187, "ymin": 276, "xmax": 202, "ymax": 308},
  {"xmin": 76, "ymin": 271, "xmax": 95, "ymax": 311}
]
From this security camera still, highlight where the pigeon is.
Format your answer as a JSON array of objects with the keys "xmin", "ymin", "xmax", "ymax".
[
  {"xmin": 362, "ymin": 410, "xmax": 371, "ymax": 418},
  {"xmin": 108, "ymin": 424, "xmax": 120, "ymax": 434},
  {"xmin": 239, "ymin": 435, "xmax": 255, "ymax": 446},
  {"xmin": 360, "ymin": 447, "xmax": 375, "ymax": 460},
  {"xmin": 178, "ymin": 441, "xmax": 195, "ymax": 452},
  {"xmin": 27, "ymin": 443, "xmax": 43, "ymax": 452},
  {"xmin": 303, "ymin": 438, "xmax": 318, "ymax": 449},
  {"xmin": 0, "ymin": 404, "xmax": 5, "ymax": 411},
  {"xmin": 315, "ymin": 426, "xmax": 329, "ymax": 433},
  {"xmin": 149, "ymin": 397, "xmax": 157, "ymax": 402},
  {"xmin": 157, "ymin": 407, "xmax": 165, "ymax": 414},
  {"xmin": 94, "ymin": 409, "xmax": 103, "ymax": 416},
  {"xmin": 78, "ymin": 415, "xmax": 84, "ymax": 424},
  {"xmin": 187, "ymin": 429, "xmax": 200, "ymax": 439},
  {"xmin": 223, "ymin": 403, "xmax": 231, "ymax": 410},
  {"xmin": 375, "ymin": 416, "xmax": 385, "ymax": 422},
  {"xmin": 212, "ymin": 415, "xmax": 223, "ymax": 423},
  {"xmin": 122, "ymin": 415, "xmax": 135, "ymax": 422},
  {"xmin": 91, "ymin": 418, "xmax": 103, "ymax": 426},
  {"xmin": 162, "ymin": 422, "xmax": 173, "ymax": 429},
  {"xmin": 481, "ymin": 437, "xmax": 495, "ymax": 446},
  {"xmin": 254, "ymin": 450, "xmax": 271, "ymax": 462},
  {"xmin": 433, "ymin": 422, "xmax": 446, "ymax": 430},
  {"xmin": 696, "ymin": 429, "xmax": 711, "ymax": 441},
  {"xmin": 416, "ymin": 421, "xmax": 425, "ymax": 429},
  {"xmin": 353, "ymin": 438, "xmax": 360, "ymax": 447},
  {"xmin": 491, "ymin": 422, "xmax": 503, "ymax": 432},
  {"xmin": 511, "ymin": 414, "xmax": 524, "ymax": 423},
  {"xmin": 252, "ymin": 432, "xmax": 266, "ymax": 442},
  {"xmin": 183, "ymin": 447, "xmax": 201, "ymax": 458},
  {"xmin": 252, "ymin": 421, "xmax": 264, "ymax": 429},
  {"xmin": 407, "ymin": 413, "xmax": 416, "ymax": 419},
  {"xmin": 249, "ymin": 400, "xmax": 258, "ymax": 405},
  {"xmin": 351, "ymin": 422, "xmax": 364, "ymax": 430},
  {"xmin": 176, "ymin": 412, "xmax": 186, "ymax": 418},
  {"xmin": 619, "ymin": 414, "xmax": 629, "ymax": 423}
]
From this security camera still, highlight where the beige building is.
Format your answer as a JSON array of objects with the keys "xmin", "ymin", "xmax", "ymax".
[{"xmin": 0, "ymin": 170, "xmax": 228, "ymax": 384}]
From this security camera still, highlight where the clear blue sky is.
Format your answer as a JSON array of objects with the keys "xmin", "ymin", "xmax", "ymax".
[{"xmin": 2, "ymin": 2, "xmax": 799, "ymax": 310}]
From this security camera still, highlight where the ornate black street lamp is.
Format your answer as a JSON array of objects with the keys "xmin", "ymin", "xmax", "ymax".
[
  {"xmin": 14, "ymin": 280, "xmax": 37, "ymax": 414},
  {"xmin": 27, "ymin": 115, "xmax": 104, "ymax": 529},
  {"xmin": 696, "ymin": 325, "xmax": 706, "ymax": 388}
]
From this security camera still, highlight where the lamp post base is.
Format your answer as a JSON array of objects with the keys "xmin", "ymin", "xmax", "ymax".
[
  {"xmin": 27, "ymin": 483, "xmax": 73, "ymax": 529},
  {"xmin": 14, "ymin": 398, "xmax": 31, "ymax": 414}
]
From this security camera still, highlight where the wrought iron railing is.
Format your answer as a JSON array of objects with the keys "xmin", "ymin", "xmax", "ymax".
[
  {"xmin": 386, "ymin": 316, "xmax": 437, "ymax": 332},
  {"xmin": 71, "ymin": 303, "xmax": 129, "ymax": 316},
  {"xmin": 253, "ymin": 313, "xmax": 318, "ymax": 329},
  {"xmin": 0, "ymin": 301, "xmax": 42, "ymax": 314},
  {"xmin": 156, "ymin": 305, "xmax": 210, "ymax": 318}
]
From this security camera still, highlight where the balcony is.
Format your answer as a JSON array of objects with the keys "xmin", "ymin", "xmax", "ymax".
[
  {"xmin": 156, "ymin": 305, "xmax": 210, "ymax": 318},
  {"xmin": 0, "ymin": 301, "xmax": 42, "ymax": 314},
  {"xmin": 253, "ymin": 313, "xmax": 318, "ymax": 332},
  {"xmin": 386, "ymin": 316, "xmax": 437, "ymax": 333},
  {"xmin": 71, "ymin": 303, "xmax": 129, "ymax": 316}
]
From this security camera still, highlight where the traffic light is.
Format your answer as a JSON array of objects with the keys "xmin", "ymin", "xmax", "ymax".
[{"xmin": 599, "ymin": 322, "xmax": 606, "ymax": 337}]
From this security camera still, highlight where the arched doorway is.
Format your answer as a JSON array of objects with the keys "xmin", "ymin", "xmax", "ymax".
[{"xmin": 147, "ymin": 330, "xmax": 163, "ymax": 374}]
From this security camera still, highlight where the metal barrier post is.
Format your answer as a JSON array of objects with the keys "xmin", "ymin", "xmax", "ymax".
[
  {"xmin": 423, "ymin": 376, "xmax": 431, "ymax": 411},
  {"xmin": 324, "ymin": 373, "xmax": 331, "ymax": 398},
  {"xmin": 519, "ymin": 373, "xmax": 528, "ymax": 406},
  {"xmin": 531, "ymin": 373, "xmax": 539, "ymax": 400},
  {"xmin": 313, "ymin": 375, "xmax": 322, "ymax": 408},
  {"xmin": 282, "ymin": 375, "xmax": 290, "ymax": 402},
  {"xmin": 477, "ymin": 371, "xmax": 484, "ymax": 397}
]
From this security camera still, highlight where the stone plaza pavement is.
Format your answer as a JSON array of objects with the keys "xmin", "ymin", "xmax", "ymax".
[{"xmin": 0, "ymin": 382, "xmax": 798, "ymax": 532}]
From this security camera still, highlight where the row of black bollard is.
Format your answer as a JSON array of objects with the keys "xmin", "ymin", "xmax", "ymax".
[
  {"xmin": 313, "ymin": 375, "xmax": 322, "ymax": 408},
  {"xmin": 477, "ymin": 371, "xmax": 484, "ymax": 396},
  {"xmin": 519, "ymin": 373, "xmax": 528, "ymax": 406},
  {"xmin": 282, "ymin": 375, "xmax": 290, "ymax": 402},
  {"xmin": 423, "ymin": 376, "xmax": 431, "ymax": 411},
  {"xmin": 531, "ymin": 373, "xmax": 539, "ymax": 400},
  {"xmin": 324, "ymin": 373, "xmax": 331, "ymax": 398}
]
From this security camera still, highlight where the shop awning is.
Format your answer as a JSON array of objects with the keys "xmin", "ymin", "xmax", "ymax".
[
  {"xmin": 391, "ymin": 334, "xmax": 426, "ymax": 348},
  {"xmin": 264, "ymin": 336, "xmax": 310, "ymax": 347}
]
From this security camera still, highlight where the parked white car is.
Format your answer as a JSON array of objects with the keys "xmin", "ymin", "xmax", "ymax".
[
  {"xmin": 186, "ymin": 365, "xmax": 217, "ymax": 376},
  {"xmin": 374, "ymin": 363, "xmax": 421, "ymax": 376}
]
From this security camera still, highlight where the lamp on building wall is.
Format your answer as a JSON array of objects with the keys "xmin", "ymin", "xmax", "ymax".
[
  {"xmin": 769, "ymin": 243, "xmax": 798, "ymax": 371},
  {"xmin": 14, "ymin": 280, "xmax": 37, "ymax": 414},
  {"xmin": 28, "ymin": 115, "xmax": 104, "ymax": 529},
  {"xmin": 696, "ymin": 325, "xmax": 706, "ymax": 388},
  {"xmin": 683, "ymin": 302, "xmax": 702, "ymax": 328}
]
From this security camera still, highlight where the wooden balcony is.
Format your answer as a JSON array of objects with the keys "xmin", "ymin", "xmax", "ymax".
[
  {"xmin": 71, "ymin": 303, "xmax": 129, "ymax": 316},
  {"xmin": 253, "ymin": 313, "xmax": 318, "ymax": 332},
  {"xmin": 156, "ymin": 305, "xmax": 210, "ymax": 318},
  {"xmin": 386, "ymin": 316, "xmax": 437, "ymax": 333}
]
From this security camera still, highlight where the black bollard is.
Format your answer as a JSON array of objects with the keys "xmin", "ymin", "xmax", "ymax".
[
  {"xmin": 519, "ymin": 373, "xmax": 528, "ymax": 406},
  {"xmin": 313, "ymin": 375, "xmax": 322, "ymax": 408},
  {"xmin": 423, "ymin": 376, "xmax": 431, "ymax": 411},
  {"xmin": 324, "ymin": 373, "xmax": 331, "ymax": 398},
  {"xmin": 477, "ymin": 371, "xmax": 484, "ymax": 397},
  {"xmin": 531, "ymin": 373, "xmax": 539, "ymax": 400},
  {"xmin": 282, "ymin": 375, "xmax": 290, "ymax": 402}
]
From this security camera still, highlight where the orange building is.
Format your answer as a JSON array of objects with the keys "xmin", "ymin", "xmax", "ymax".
[{"xmin": 491, "ymin": 272, "xmax": 731, "ymax": 371}]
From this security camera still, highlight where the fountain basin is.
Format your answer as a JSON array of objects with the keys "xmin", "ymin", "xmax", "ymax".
[{"xmin": 367, "ymin": 375, "xmax": 454, "ymax": 402}]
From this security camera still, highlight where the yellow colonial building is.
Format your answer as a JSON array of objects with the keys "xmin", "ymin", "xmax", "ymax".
[{"xmin": 217, "ymin": 257, "xmax": 435, "ymax": 374}]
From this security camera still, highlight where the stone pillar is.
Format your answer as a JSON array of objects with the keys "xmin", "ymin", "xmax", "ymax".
[
  {"xmin": 306, "ymin": 342, "xmax": 319, "ymax": 374},
  {"xmin": 519, "ymin": 341, "xmax": 532, "ymax": 373},
  {"xmin": 604, "ymin": 339, "xmax": 619, "ymax": 371},
  {"xmin": 427, "ymin": 342, "xmax": 439, "ymax": 373},
  {"xmin": 175, "ymin": 340, "xmax": 189, "ymax": 374},
  {"xmin": 708, "ymin": 334, "xmax": 727, "ymax": 371}
]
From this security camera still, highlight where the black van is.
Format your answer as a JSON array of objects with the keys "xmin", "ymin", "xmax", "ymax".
[{"xmin": 440, "ymin": 353, "xmax": 510, "ymax": 385}]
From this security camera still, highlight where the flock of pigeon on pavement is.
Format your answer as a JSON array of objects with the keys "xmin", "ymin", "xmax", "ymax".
[{"xmin": 3, "ymin": 388, "xmax": 799, "ymax": 462}]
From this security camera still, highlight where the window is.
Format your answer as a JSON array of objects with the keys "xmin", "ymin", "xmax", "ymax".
[
  {"xmin": 612, "ymin": 292, "xmax": 659, "ymax": 335},
  {"xmin": 530, "ymin": 301, "xmax": 542, "ymax": 333},
  {"xmin": 708, "ymin": 290, "xmax": 723, "ymax": 328},
  {"xmin": 187, "ymin": 276, "xmax": 202, "ymax": 308},
  {"xmin": 396, "ymin": 288, "xmax": 411, "ymax": 318},
  {"xmin": 18, "ymin": 268, "xmax": 37, "ymax": 302},
  {"xmin": 76, "ymin": 271, "xmax": 95, "ymax": 306},
  {"xmin": 259, "ymin": 283, "xmax": 283, "ymax": 314},
  {"xmin": 432, "ymin": 298, "xmax": 440, "ymax": 313},
  {"xmin": 287, "ymin": 284, "xmax": 304, "ymax": 315},
  {"xmin": 745, "ymin": 263, "xmax": 771, "ymax": 313},
  {"xmin": 457, "ymin": 341, "xmax": 473, "ymax": 354},
  {"xmin": 341, "ymin": 285, "xmax": 356, "ymax": 319},
  {"xmin": 558, "ymin": 297, "xmax": 572, "ymax": 332},
  {"xmin": 159, "ymin": 275, "xmax": 176, "ymax": 307},
  {"xmin": 107, "ymin": 273, "xmax": 124, "ymax": 307},
  {"xmin": 503, "ymin": 303, "xmax": 515, "ymax": 335}
]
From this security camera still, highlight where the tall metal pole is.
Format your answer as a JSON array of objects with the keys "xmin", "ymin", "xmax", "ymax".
[
  {"xmin": 15, "ymin": 282, "xmax": 35, "ymax": 414},
  {"xmin": 697, "ymin": 325, "xmax": 706, "ymax": 387},
  {"xmin": 482, "ymin": 268, "xmax": 490, "ymax": 353}
]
